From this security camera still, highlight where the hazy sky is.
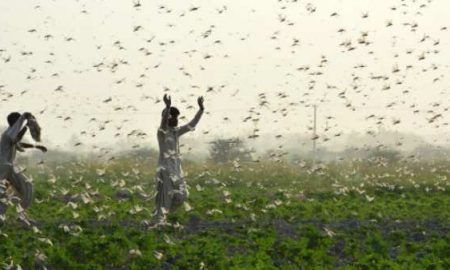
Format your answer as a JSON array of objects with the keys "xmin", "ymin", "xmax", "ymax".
[{"xmin": 0, "ymin": 0, "xmax": 449, "ymax": 151}]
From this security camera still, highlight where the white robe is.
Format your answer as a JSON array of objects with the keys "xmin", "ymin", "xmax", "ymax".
[{"xmin": 154, "ymin": 109, "xmax": 203, "ymax": 221}]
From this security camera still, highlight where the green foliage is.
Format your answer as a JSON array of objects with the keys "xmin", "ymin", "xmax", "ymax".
[
  {"xmin": 0, "ymin": 159, "xmax": 449, "ymax": 269},
  {"xmin": 367, "ymin": 147, "xmax": 402, "ymax": 164},
  {"xmin": 209, "ymin": 138, "xmax": 254, "ymax": 163}
]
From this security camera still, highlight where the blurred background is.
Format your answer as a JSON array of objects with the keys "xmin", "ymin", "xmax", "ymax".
[{"xmin": 0, "ymin": 0, "xmax": 449, "ymax": 164}]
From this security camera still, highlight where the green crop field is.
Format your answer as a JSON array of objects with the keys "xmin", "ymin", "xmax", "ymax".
[
  {"xmin": 2, "ymin": 0, "xmax": 450, "ymax": 268},
  {"xmin": 1, "ymin": 157, "xmax": 450, "ymax": 269}
]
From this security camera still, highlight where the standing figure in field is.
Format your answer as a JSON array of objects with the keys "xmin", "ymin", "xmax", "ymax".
[
  {"xmin": 153, "ymin": 94, "xmax": 204, "ymax": 223},
  {"xmin": 0, "ymin": 112, "xmax": 46, "ymax": 225}
]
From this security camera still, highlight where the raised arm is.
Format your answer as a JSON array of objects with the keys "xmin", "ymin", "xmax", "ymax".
[
  {"xmin": 159, "ymin": 94, "xmax": 171, "ymax": 131},
  {"xmin": 6, "ymin": 113, "xmax": 30, "ymax": 143},
  {"xmin": 178, "ymin": 97, "xmax": 204, "ymax": 136},
  {"xmin": 17, "ymin": 126, "xmax": 28, "ymax": 142}
]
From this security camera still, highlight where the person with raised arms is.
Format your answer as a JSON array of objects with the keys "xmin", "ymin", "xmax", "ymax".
[{"xmin": 153, "ymin": 94, "xmax": 204, "ymax": 223}]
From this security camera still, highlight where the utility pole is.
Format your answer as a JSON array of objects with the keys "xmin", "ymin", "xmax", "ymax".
[{"xmin": 312, "ymin": 104, "xmax": 317, "ymax": 166}]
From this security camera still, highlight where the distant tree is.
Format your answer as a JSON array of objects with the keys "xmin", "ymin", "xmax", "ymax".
[
  {"xmin": 120, "ymin": 147, "xmax": 155, "ymax": 161},
  {"xmin": 367, "ymin": 147, "xmax": 401, "ymax": 164},
  {"xmin": 340, "ymin": 147, "xmax": 370, "ymax": 161},
  {"xmin": 209, "ymin": 138, "xmax": 253, "ymax": 163},
  {"xmin": 412, "ymin": 145, "xmax": 450, "ymax": 161}
]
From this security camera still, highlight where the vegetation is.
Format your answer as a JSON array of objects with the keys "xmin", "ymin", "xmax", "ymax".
[{"xmin": 1, "ymin": 154, "xmax": 450, "ymax": 269}]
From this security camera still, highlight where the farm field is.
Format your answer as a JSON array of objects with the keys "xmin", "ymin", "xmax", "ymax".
[
  {"xmin": 1, "ymin": 0, "xmax": 450, "ymax": 269},
  {"xmin": 1, "ymin": 158, "xmax": 450, "ymax": 269}
]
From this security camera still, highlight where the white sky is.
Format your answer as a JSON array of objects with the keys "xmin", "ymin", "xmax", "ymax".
[{"xmin": 0, "ymin": 0, "xmax": 449, "ymax": 151}]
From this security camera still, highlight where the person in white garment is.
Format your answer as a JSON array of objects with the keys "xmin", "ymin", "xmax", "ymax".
[
  {"xmin": 153, "ymin": 94, "xmax": 204, "ymax": 223},
  {"xmin": 0, "ymin": 112, "xmax": 46, "ymax": 225}
]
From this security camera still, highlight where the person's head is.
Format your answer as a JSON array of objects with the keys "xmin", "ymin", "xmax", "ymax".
[
  {"xmin": 163, "ymin": 107, "xmax": 180, "ymax": 127},
  {"xmin": 7, "ymin": 112, "xmax": 21, "ymax": 127}
]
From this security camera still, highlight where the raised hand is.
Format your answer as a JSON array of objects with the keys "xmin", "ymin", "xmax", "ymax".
[
  {"xmin": 197, "ymin": 96, "xmax": 204, "ymax": 110},
  {"xmin": 163, "ymin": 94, "xmax": 171, "ymax": 108},
  {"xmin": 23, "ymin": 112, "xmax": 32, "ymax": 120}
]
